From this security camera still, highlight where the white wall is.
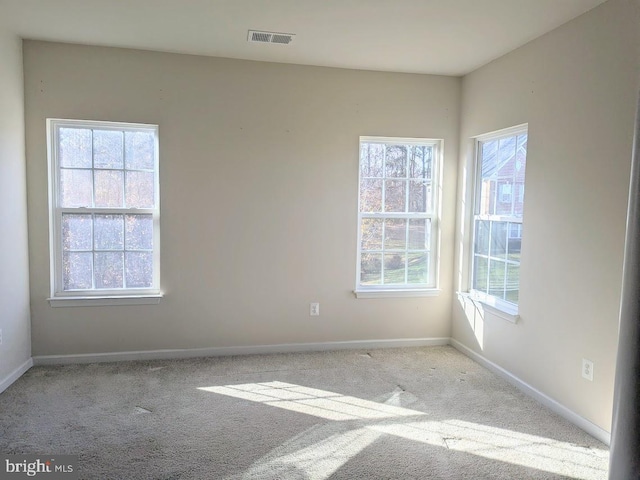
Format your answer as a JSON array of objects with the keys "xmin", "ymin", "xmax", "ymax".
[
  {"xmin": 23, "ymin": 42, "xmax": 460, "ymax": 356},
  {"xmin": 0, "ymin": 31, "xmax": 32, "ymax": 384},
  {"xmin": 22, "ymin": 4, "xmax": 636, "ymax": 436},
  {"xmin": 453, "ymin": 0, "xmax": 640, "ymax": 432}
]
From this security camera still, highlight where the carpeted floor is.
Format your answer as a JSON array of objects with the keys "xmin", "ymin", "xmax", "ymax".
[{"xmin": 0, "ymin": 346, "xmax": 608, "ymax": 479}]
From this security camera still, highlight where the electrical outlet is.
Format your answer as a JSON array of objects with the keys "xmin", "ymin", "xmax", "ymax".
[
  {"xmin": 310, "ymin": 303, "xmax": 320, "ymax": 316},
  {"xmin": 0, "ymin": 328, "xmax": 3, "ymax": 345},
  {"xmin": 582, "ymin": 358, "xmax": 594, "ymax": 381}
]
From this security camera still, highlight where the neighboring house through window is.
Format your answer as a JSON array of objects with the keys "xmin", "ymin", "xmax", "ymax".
[
  {"xmin": 471, "ymin": 125, "xmax": 528, "ymax": 314},
  {"xmin": 47, "ymin": 119, "xmax": 161, "ymax": 306},
  {"xmin": 356, "ymin": 136, "xmax": 442, "ymax": 297}
]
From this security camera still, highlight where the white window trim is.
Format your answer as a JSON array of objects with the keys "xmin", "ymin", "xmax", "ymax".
[
  {"xmin": 354, "ymin": 289, "xmax": 441, "ymax": 299},
  {"xmin": 468, "ymin": 124, "xmax": 527, "ymax": 317},
  {"xmin": 48, "ymin": 295, "xmax": 162, "ymax": 308},
  {"xmin": 47, "ymin": 118, "xmax": 162, "ymax": 306},
  {"xmin": 354, "ymin": 136, "xmax": 443, "ymax": 298},
  {"xmin": 466, "ymin": 291, "xmax": 520, "ymax": 323}
]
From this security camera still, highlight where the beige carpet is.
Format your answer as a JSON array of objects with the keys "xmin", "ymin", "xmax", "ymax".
[{"xmin": 0, "ymin": 346, "xmax": 608, "ymax": 479}]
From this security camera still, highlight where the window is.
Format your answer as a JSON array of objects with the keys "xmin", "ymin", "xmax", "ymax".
[
  {"xmin": 499, "ymin": 183, "xmax": 512, "ymax": 203},
  {"xmin": 471, "ymin": 126, "xmax": 527, "ymax": 312},
  {"xmin": 356, "ymin": 137, "xmax": 442, "ymax": 297},
  {"xmin": 47, "ymin": 119, "xmax": 160, "ymax": 305}
]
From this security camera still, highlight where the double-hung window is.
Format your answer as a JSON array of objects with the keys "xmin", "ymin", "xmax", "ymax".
[
  {"xmin": 356, "ymin": 137, "xmax": 442, "ymax": 297},
  {"xmin": 47, "ymin": 119, "xmax": 161, "ymax": 305},
  {"xmin": 471, "ymin": 126, "xmax": 527, "ymax": 313}
]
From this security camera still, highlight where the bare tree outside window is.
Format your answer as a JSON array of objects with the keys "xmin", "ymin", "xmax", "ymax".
[
  {"xmin": 48, "ymin": 119, "xmax": 160, "ymax": 298},
  {"xmin": 357, "ymin": 137, "xmax": 441, "ymax": 293}
]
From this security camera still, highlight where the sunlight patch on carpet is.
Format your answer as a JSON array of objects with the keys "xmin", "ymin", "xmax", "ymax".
[
  {"xmin": 199, "ymin": 381, "xmax": 422, "ymax": 421},
  {"xmin": 199, "ymin": 381, "xmax": 608, "ymax": 480},
  {"xmin": 234, "ymin": 426, "xmax": 382, "ymax": 480},
  {"xmin": 371, "ymin": 419, "xmax": 607, "ymax": 480}
]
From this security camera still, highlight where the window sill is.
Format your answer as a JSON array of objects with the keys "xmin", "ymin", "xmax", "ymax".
[
  {"xmin": 48, "ymin": 294, "xmax": 163, "ymax": 308},
  {"xmin": 354, "ymin": 289, "xmax": 441, "ymax": 299},
  {"xmin": 481, "ymin": 302, "xmax": 519, "ymax": 323},
  {"xmin": 458, "ymin": 292, "xmax": 520, "ymax": 323}
]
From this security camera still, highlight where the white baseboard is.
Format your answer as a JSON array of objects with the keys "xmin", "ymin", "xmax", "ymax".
[
  {"xmin": 449, "ymin": 338, "xmax": 611, "ymax": 446},
  {"xmin": 31, "ymin": 337, "xmax": 609, "ymax": 446},
  {"xmin": 0, "ymin": 358, "xmax": 33, "ymax": 395},
  {"xmin": 32, "ymin": 337, "xmax": 450, "ymax": 366}
]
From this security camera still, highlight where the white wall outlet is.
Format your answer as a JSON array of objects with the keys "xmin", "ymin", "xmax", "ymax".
[
  {"xmin": 310, "ymin": 303, "xmax": 320, "ymax": 316},
  {"xmin": 0, "ymin": 328, "xmax": 3, "ymax": 345},
  {"xmin": 582, "ymin": 358, "xmax": 594, "ymax": 381}
]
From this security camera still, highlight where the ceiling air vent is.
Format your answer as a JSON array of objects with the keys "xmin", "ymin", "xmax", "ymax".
[{"xmin": 248, "ymin": 30, "xmax": 295, "ymax": 45}]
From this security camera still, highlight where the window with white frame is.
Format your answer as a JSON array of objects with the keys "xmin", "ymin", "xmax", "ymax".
[
  {"xmin": 471, "ymin": 126, "xmax": 527, "ymax": 309},
  {"xmin": 47, "ymin": 119, "xmax": 160, "ymax": 301},
  {"xmin": 356, "ymin": 137, "xmax": 441, "ymax": 295}
]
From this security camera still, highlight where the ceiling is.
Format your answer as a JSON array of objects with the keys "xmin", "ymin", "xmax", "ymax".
[{"xmin": 0, "ymin": 0, "xmax": 606, "ymax": 76}]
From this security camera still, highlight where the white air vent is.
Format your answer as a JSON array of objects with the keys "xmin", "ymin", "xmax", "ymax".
[{"xmin": 248, "ymin": 30, "xmax": 295, "ymax": 45}]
